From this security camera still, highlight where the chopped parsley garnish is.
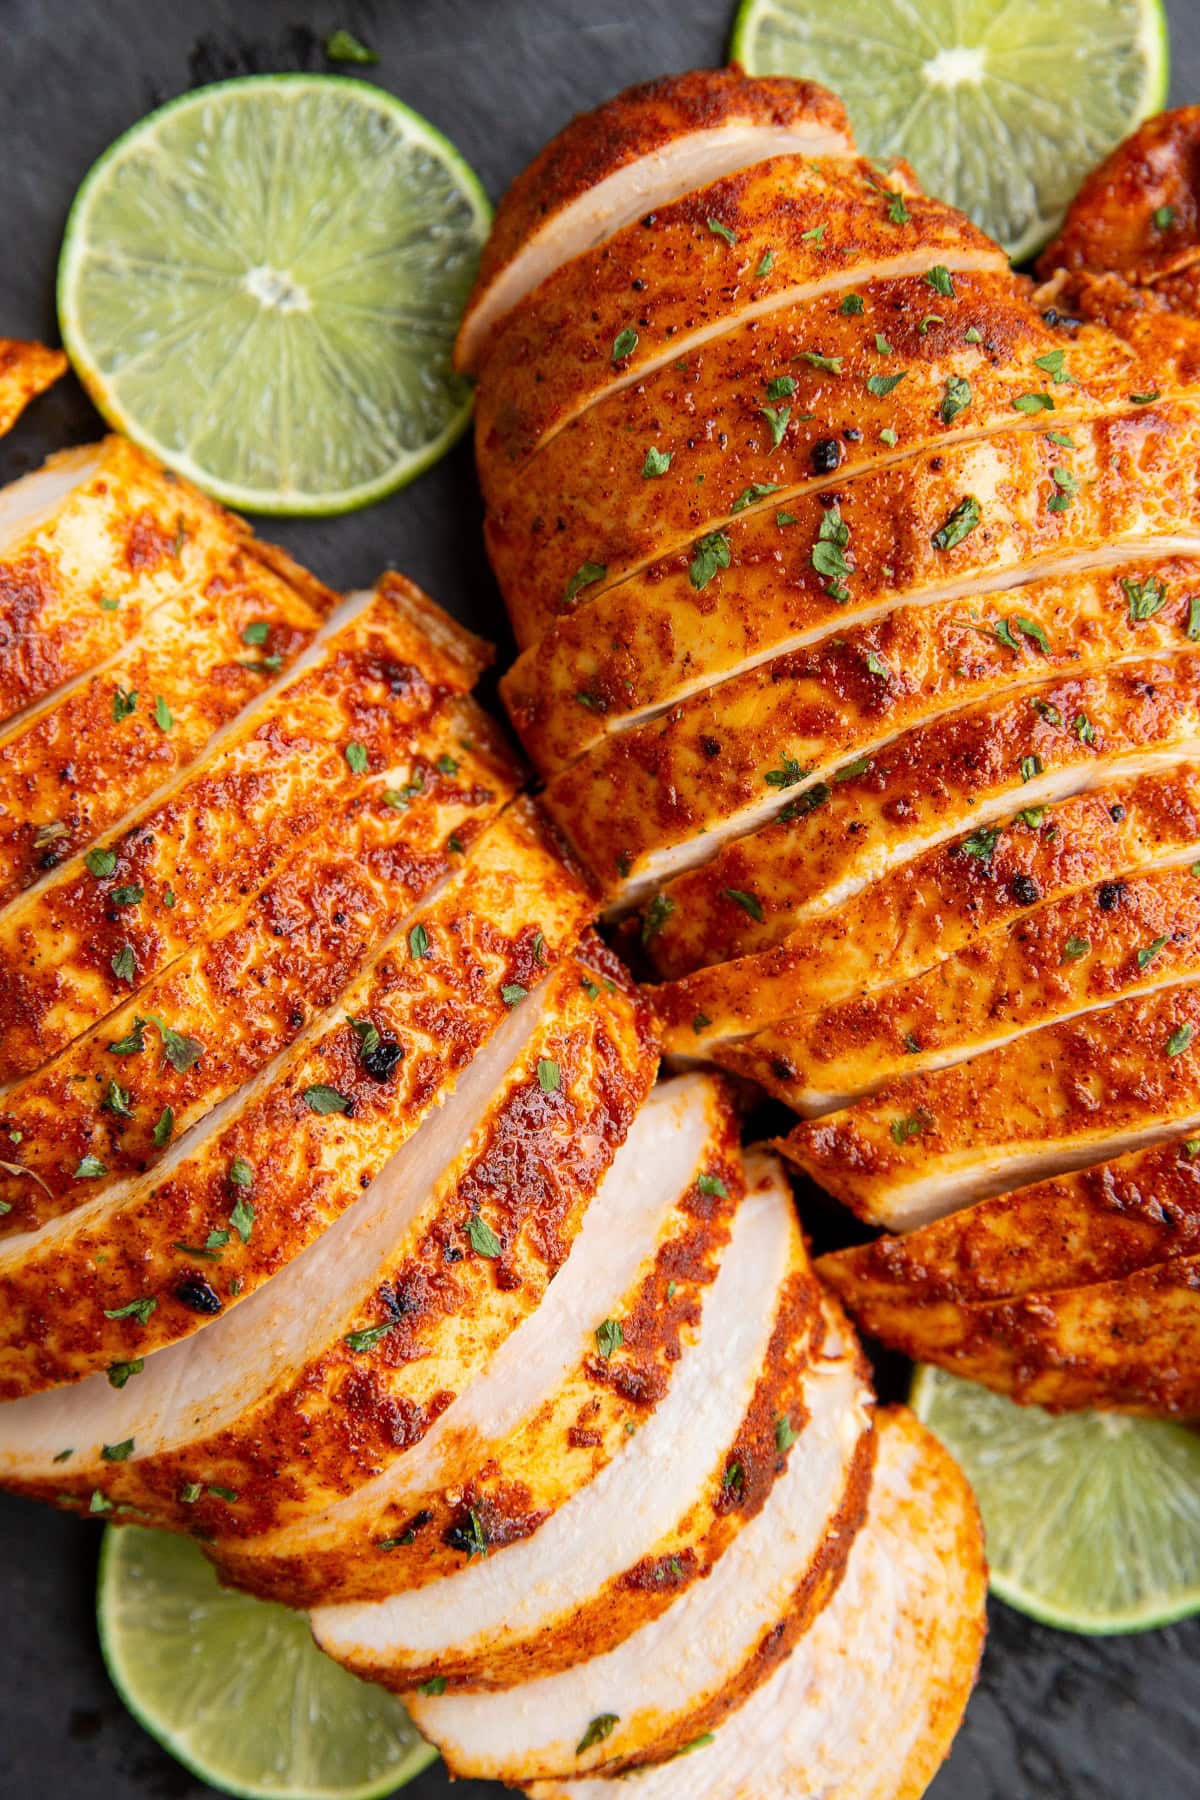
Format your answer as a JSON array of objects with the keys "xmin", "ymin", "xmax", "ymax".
[
  {"xmin": 731, "ymin": 482, "xmax": 780, "ymax": 513},
  {"xmin": 865, "ymin": 649, "xmax": 891, "ymax": 680},
  {"xmin": 563, "ymin": 561, "xmax": 607, "ymax": 605},
  {"xmin": 595, "ymin": 1318, "xmax": 624, "ymax": 1358},
  {"xmin": 228, "ymin": 1156, "xmax": 254, "ymax": 1193},
  {"xmin": 1019, "ymin": 754, "xmax": 1043, "ymax": 783},
  {"xmin": 112, "ymin": 687, "xmax": 137, "ymax": 723},
  {"xmin": 688, "ymin": 530, "xmax": 731, "ymax": 591},
  {"xmin": 1167, "ymin": 1023, "xmax": 1194, "ymax": 1057},
  {"xmin": 959, "ymin": 826, "xmax": 1001, "ymax": 863},
  {"xmin": 722, "ymin": 1459, "xmax": 745, "ymax": 1497},
  {"xmin": 880, "ymin": 427, "xmax": 898, "ymax": 446},
  {"xmin": 721, "ymin": 887, "xmax": 763, "ymax": 921},
  {"xmin": 303, "ymin": 1084, "xmax": 351, "ymax": 1115},
  {"xmin": 925, "ymin": 265, "xmax": 955, "ymax": 296},
  {"xmin": 347, "ymin": 1014, "xmax": 381, "ymax": 1057},
  {"xmin": 537, "ymin": 1057, "xmax": 560, "ymax": 1093},
  {"xmin": 801, "ymin": 223, "xmax": 825, "ymax": 242},
  {"xmin": 110, "ymin": 884, "xmax": 144, "ymax": 908},
  {"xmin": 107, "ymin": 1360, "xmax": 143, "ymax": 1389},
  {"xmin": 811, "ymin": 501, "xmax": 852, "ymax": 600},
  {"xmin": 611, "ymin": 327, "xmax": 638, "ymax": 362},
  {"xmin": 344, "ymin": 741, "xmax": 369, "ymax": 775},
  {"xmin": 1013, "ymin": 392, "xmax": 1054, "ymax": 413},
  {"xmin": 74, "ymin": 1155, "xmax": 106, "ymax": 1179},
  {"xmin": 1062, "ymin": 936, "xmax": 1090, "ymax": 962},
  {"xmin": 890, "ymin": 1111, "xmax": 932, "ymax": 1146},
  {"xmin": 799, "ymin": 351, "xmax": 842, "ymax": 374},
  {"xmin": 706, "ymin": 217, "xmax": 737, "ymax": 245},
  {"xmin": 1124, "ymin": 573, "xmax": 1169, "ymax": 621},
  {"xmin": 865, "ymin": 371, "xmax": 907, "ymax": 396},
  {"xmin": 241, "ymin": 621, "xmax": 270, "ymax": 646},
  {"xmin": 152, "ymin": 696, "xmax": 173, "ymax": 733},
  {"xmin": 104, "ymin": 1296, "xmax": 156, "ymax": 1325},
  {"xmin": 324, "ymin": 28, "xmax": 377, "ymax": 61},
  {"xmin": 408, "ymin": 922, "xmax": 430, "ymax": 959},
  {"xmin": 1074, "ymin": 712, "xmax": 1096, "ymax": 744},
  {"xmin": 1035, "ymin": 349, "xmax": 1070, "ymax": 382},
  {"xmin": 775, "ymin": 1414, "xmax": 798, "ymax": 1452},
  {"xmin": 765, "ymin": 375, "xmax": 797, "ymax": 400},
  {"xmin": 995, "ymin": 614, "xmax": 1050, "ymax": 654},
  {"xmin": 760, "ymin": 403, "xmax": 791, "ymax": 447},
  {"xmin": 1187, "ymin": 596, "xmax": 1200, "ymax": 641},
  {"xmin": 100, "ymin": 1438, "xmax": 135, "ymax": 1463},
  {"xmin": 965, "ymin": 326, "xmax": 983, "ymax": 343},
  {"xmin": 1138, "ymin": 936, "xmax": 1170, "ymax": 970},
  {"xmin": 755, "ymin": 248, "xmax": 774, "ymax": 278},
  {"xmin": 919, "ymin": 314, "xmax": 944, "ymax": 335},
  {"xmin": 1130, "ymin": 390, "xmax": 1160, "ymax": 405},
  {"xmin": 834, "ymin": 755, "xmax": 872, "ymax": 782},
  {"xmin": 501, "ymin": 983, "xmax": 527, "ymax": 1007},
  {"xmin": 931, "ymin": 495, "xmax": 982, "ymax": 551},
  {"xmin": 1154, "ymin": 205, "xmax": 1176, "ymax": 230},
  {"xmin": 839, "ymin": 293, "xmax": 864, "ymax": 314},
  {"xmin": 102, "ymin": 1078, "xmax": 134, "ymax": 1117},
  {"xmin": 111, "ymin": 945, "xmax": 136, "ymax": 984},
  {"xmin": 641, "ymin": 892, "xmax": 675, "ymax": 946},
  {"xmin": 873, "ymin": 333, "xmax": 893, "ymax": 356},
  {"xmin": 1047, "ymin": 465, "xmax": 1079, "ymax": 512},
  {"xmin": 697, "ymin": 1172, "xmax": 729, "ymax": 1197},
  {"xmin": 418, "ymin": 1677, "xmax": 447, "ymax": 1697},
  {"xmin": 152, "ymin": 1106, "xmax": 174, "ymax": 1147},
  {"xmin": 940, "ymin": 375, "xmax": 971, "ymax": 425},
  {"xmin": 576, "ymin": 1715, "xmax": 620, "ymax": 1757},
  {"xmin": 85, "ymin": 847, "xmax": 117, "ymax": 879},
  {"xmin": 764, "ymin": 755, "xmax": 808, "ymax": 789},
  {"xmin": 642, "ymin": 446, "xmax": 671, "ymax": 478}
]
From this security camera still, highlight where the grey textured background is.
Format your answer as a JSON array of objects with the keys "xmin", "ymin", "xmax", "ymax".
[{"xmin": 1, "ymin": 3, "xmax": 1199, "ymax": 1797}]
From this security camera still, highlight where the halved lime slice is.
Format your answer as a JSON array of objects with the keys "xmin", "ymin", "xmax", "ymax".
[
  {"xmin": 911, "ymin": 1364, "xmax": 1200, "ymax": 1635},
  {"xmin": 58, "ymin": 75, "xmax": 491, "ymax": 514},
  {"xmin": 731, "ymin": 0, "xmax": 1169, "ymax": 261},
  {"xmin": 98, "ymin": 1525, "xmax": 436, "ymax": 1799}
]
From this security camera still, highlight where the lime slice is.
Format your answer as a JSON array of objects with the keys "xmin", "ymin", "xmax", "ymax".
[
  {"xmin": 910, "ymin": 1364, "xmax": 1200, "ymax": 1634},
  {"xmin": 98, "ymin": 1525, "xmax": 436, "ymax": 1799},
  {"xmin": 58, "ymin": 75, "xmax": 491, "ymax": 514},
  {"xmin": 730, "ymin": 0, "xmax": 1169, "ymax": 261}
]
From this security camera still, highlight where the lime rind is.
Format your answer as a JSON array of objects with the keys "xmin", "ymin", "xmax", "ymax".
[
  {"xmin": 730, "ymin": 0, "xmax": 1170, "ymax": 263},
  {"xmin": 910, "ymin": 1364, "xmax": 1200, "ymax": 1636},
  {"xmin": 98, "ymin": 1525, "xmax": 437, "ymax": 1800},
  {"xmin": 58, "ymin": 75, "xmax": 491, "ymax": 516}
]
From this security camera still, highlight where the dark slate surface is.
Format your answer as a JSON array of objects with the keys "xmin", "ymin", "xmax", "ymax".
[{"xmin": 2, "ymin": 3, "xmax": 1199, "ymax": 1797}]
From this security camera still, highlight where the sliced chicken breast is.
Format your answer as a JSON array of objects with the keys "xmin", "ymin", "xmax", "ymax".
[
  {"xmin": 820, "ymin": 1133, "xmax": 1200, "ymax": 1315},
  {"xmin": 474, "ymin": 156, "xmax": 1004, "ymax": 465},
  {"xmin": 507, "ymin": 451, "xmax": 1200, "ymax": 772},
  {"xmin": 633, "ymin": 652, "xmax": 1200, "ymax": 948},
  {"xmin": 484, "ymin": 282, "xmax": 1153, "ymax": 647},
  {"xmin": 406, "ymin": 1290, "xmax": 874, "ymax": 1779},
  {"xmin": 781, "ymin": 980, "xmax": 1200, "ymax": 1229},
  {"xmin": 0, "ymin": 339, "xmax": 66, "ymax": 436},
  {"xmin": 725, "ymin": 864, "xmax": 1200, "ymax": 1114},
  {"xmin": 653, "ymin": 767, "xmax": 1200, "ymax": 1052},
  {"xmin": 311, "ymin": 1149, "xmax": 821, "ymax": 1692},
  {"xmin": 457, "ymin": 68, "xmax": 853, "ymax": 373},
  {"xmin": 0, "ymin": 797, "xmax": 593, "ymax": 1396},
  {"xmin": 0, "ymin": 944, "xmax": 656, "ymax": 1535},
  {"xmin": 0, "ymin": 578, "xmax": 491, "ymax": 1080},
  {"xmin": 544, "ymin": 564, "xmax": 1200, "ymax": 897},
  {"xmin": 0, "ymin": 704, "xmax": 518, "ymax": 1227},
  {"xmin": 526, "ymin": 1407, "xmax": 985, "ymax": 1800},
  {"xmin": 0, "ymin": 437, "xmax": 331, "ymax": 725},
  {"xmin": 212, "ymin": 1073, "xmax": 740, "ymax": 1610},
  {"xmin": 0, "ymin": 549, "xmax": 324, "ymax": 906}
]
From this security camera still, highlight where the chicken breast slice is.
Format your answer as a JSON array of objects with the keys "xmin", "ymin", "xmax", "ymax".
[
  {"xmin": 544, "ymin": 559, "xmax": 1200, "ymax": 899},
  {"xmin": 482, "ymin": 280, "xmax": 1154, "ymax": 644},
  {"xmin": 633, "ymin": 651, "xmax": 1200, "ymax": 953},
  {"xmin": 0, "ymin": 546, "xmax": 324, "ymax": 906},
  {"xmin": 456, "ymin": 68, "xmax": 854, "ymax": 372},
  {"xmin": 526, "ymin": 1407, "xmax": 985, "ymax": 1800},
  {"xmin": 820, "ymin": 1132, "xmax": 1200, "ymax": 1315},
  {"xmin": 0, "ymin": 797, "xmax": 594, "ymax": 1396},
  {"xmin": 0, "ymin": 339, "xmax": 66, "ymax": 437},
  {"xmin": 725, "ymin": 864, "xmax": 1200, "ymax": 1114},
  {"xmin": 0, "ymin": 437, "xmax": 331, "ymax": 726},
  {"xmin": 0, "ymin": 699, "xmax": 518, "ymax": 1227},
  {"xmin": 311, "ymin": 1148, "xmax": 823, "ymax": 1692},
  {"xmin": 0, "ymin": 577, "xmax": 490, "ymax": 1080},
  {"xmin": 653, "ymin": 767, "xmax": 1200, "ymax": 1053},
  {"xmin": 0, "ymin": 942, "xmax": 656, "ymax": 1535},
  {"xmin": 212, "ymin": 1073, "xmax": 740, "ymax": 1610},
  {"xmin": 405, "ymin": 1288, "xmax": 874, "ymax": 1779},
  {"xmin": 504, "ymin": 408, "xmax": 1200, "ymax": 775},
  {"xmin": 475, "ymin": 155, "xmax": 1004, "ymax": 466},
  {"xmin": 781, "ymin": 980, "xmax": 1200, "ymax": 1229}
]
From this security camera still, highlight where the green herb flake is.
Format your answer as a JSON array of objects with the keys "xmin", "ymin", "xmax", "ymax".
[
  {"xmin": 611, "ymin": 326, "xmax": 638, "ymax": 363},
  {"xmin": 563, "ymin": 561, "xmax": 607, "ymax": 605},
  {"xmin": 576, "ymin": 1714, "xmax": 620, "ymax": 1757},
  {"xmin": 760, "ymin": 403, "xmax": 792, "ymax": 447},
  {"xmin": 1062, "ymin": 936, "xmax": 1091, "ymax": 962},
  {"xmin": 919, "ymin": 314, "xmax": 945, "ymax": 335},
  {"xmin": 102, "ymin": 1079, "xmax": 134, "ymax": 1118},
  {"xmin": 595, "ymin": 1318, "xmax": 624, "ymax": 1358},
  {"xmin": 418, "ymin": 1677, "xmax": 446, "ymax": 1697},
  {"xmin": 110, "ymin": 884, "xmax": 144, "ymax": 908},
  {"xmin": 932, "ymin": 495, "xmax": 982, "ymax": 551},
  {"xmin": 721, "ymin": 887, "xmax": 763, "ymax": 921},
  {"xmin": 697, "ymin": 1172, "xmax": 729, "ymax": 1197},
  {"xmin": 408, "ymin": 922, "xmax": 430, "ymax": 961},
  {"xmin": 229, "ymin": 1193, "xmax": 255, "ymax": 1247},
  {"xmin": 537, "ymin": 1057, "xmax": 561, "ymax": 1093},
  {"xmin": 707, "ymin": 218, "xmax": 737, "ymax": 246},
  {"xmin": 325, "ymin": 28, "xmax": 378, "ymax": 62},
  {"xmin": 890, "ymin": 1111, "xmax": 932, "ymax": 1146},
  {"xmin": 1019, "ymin": 754, "xmax": 1043, "ymax": 783},
  {"xmin": 731, "ymin": 482, "xmax": 780, "ymax": 513},
  {"xmin": 1013, "ymin": 392, "xmax": 1055, "ymax": 414},
  {"xmin": 100, "ymin": 1438, "xmax": 135, "ymax": 1463},
  {"xmin": 764, "ymin": 755, "xmax": 808, "ymax": 789},
  {"xmin": 642, "ymin": 446, "xmax": 671, "ymax": 478},
  {"xmin": 1138, "ymin": 936, "xmax": 1170, "ymax": 970},
  {"xmin": 873, "ymin": 333, "xmax": 893, "ymax": 356},
  {"xmin": 689, "ymin": 530, "xmax": 731, "ymax": 590},
  {"xmin": 959, "ymin": 826, "xmax": 1002, "ymax": 863},
  {"xmin": 152, "ymin": 695, "xmax": 173, "ymax": 733},
  {"xmin": 811, "ymin": 500, "xmax": 852, "ymax": 600},
  {"xmin": 1167, "ymin": 1023, "xmax": 1194, "ymax": 1057},
  {"xmin": 152, "ymin": 1106, "xmax": 174, "ymax": 1148},
  {"xmin": 1130, "ymin": 390, "xmax": 1161, "ymax": 405},
  {"xmin": 303, "ymin": 1084, "xmax": 351, "ymax": 1116},
  {"xmin": 103, "ymin": 1296, "xmax": 156, "ymax": 1326},
  {"xmin": 641, "ymin": 892, "xmax": 676, "ymax": 945},
  {"xmin": 866, "ymin": 371, "xmax": 907, "ymax": 396},
  {"xmin": 775, "ymin": 1414, "xmax": 799, "ymax": 1452},
  {"xmin": 74, "ymin": 1154, "xmax": 106, "ymax": 1180},
  {"xmin": 112, "ymin": 687, "xmax": 137, "ymax": 723},
  {"xmin": 765, "ymin": 375, "xmax": 797, "ymax": 401},
  {"xmin": 1124, "ymin": 574, "xmax": 1169, "ymax": 622},
  {"xmin": 106, "ymin": 1359, "xmax": 143, "ymax": 1390},
  {"xmin": 879, "ymin": 427, "xmax": 898, "ymax": 447},
  {"xmin": 800, "ymin": 351, "xmax": 843, "ymax": 374},
  {"xmin": 1035, "ymin": 349, "xmax": 1070, "ymax": 382},
  {"xmin": 1187, "ymin": 596, "xmax": 1200, "ymax": 641},
  {"xmin": 85, "ymin": 847, "xmax": 117, "ymax": 879},
  {"xmin": 801, "ymin": 223, "xmax": 825, "ymax": 242},
  {"xmin": 839, "ymin": 293, "xmax": 864, "ymax": 314},
  {"xmin": 111, "ymin": 945, "xmax": 136, "ymax": 984},
  {"xmin": 755, "ymin": 248, "xmax": 775, "ymax": 278},
  {"xmin": 344, "ymin": 741, "xmax": 368, "ymax": 775},
  {"xmin": 1074, "ymin": 712, "xmax": 1096, "ymax": 744},
  {"xmin": 940, "ymin": 375, "xmax": 971, "ymax": 425}
]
